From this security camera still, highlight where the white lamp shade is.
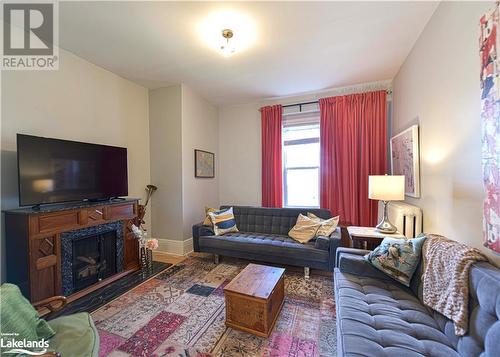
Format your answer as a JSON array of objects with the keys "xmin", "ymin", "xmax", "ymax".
[{"xmin": 368, "ymin": 175, "xmax": 405, "ymax": 201}]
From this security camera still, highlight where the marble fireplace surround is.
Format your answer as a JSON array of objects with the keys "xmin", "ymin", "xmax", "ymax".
[{"xmin": 61, "ymin": 221, "xmax": 124, "ymax": 296}]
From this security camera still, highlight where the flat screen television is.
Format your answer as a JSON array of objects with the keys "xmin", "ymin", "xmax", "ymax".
[{"xmin": 17, "ymin": 134, "xmax": 128, "ymax": 206}]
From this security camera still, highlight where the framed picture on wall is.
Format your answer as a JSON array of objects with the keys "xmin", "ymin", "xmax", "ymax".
[
  {"xmin": 195, "ymin": 149, "xmax": 215, "ymax": 178},
  {"xmin": 390, "ymin": 125, "xmax": 420, "ymax": 197}
]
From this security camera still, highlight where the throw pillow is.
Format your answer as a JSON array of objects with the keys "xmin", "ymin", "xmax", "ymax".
[
  {"xmin": 203, "ymin": 206, "xmax": 217, "ymax": 226},
  {"xmin": 365, "ymin": 236, "xmax": 427, "ymax": 287},
  {"xmin": 208, "ymin": 207, "xmax": 239, "ymax": 235},
  {"xmin": 288, "ymin": 214, "xmax": 322, "ymax": 243},
  {"xmin": 0, "ymin": 284, "xmax": 55, "ymax": 355},
  {"xmin": 307, "ymin": 212, "xmax": 340, "ymax": 237}
]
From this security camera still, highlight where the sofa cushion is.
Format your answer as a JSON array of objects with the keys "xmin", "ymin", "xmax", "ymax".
[
  {"xmin": 48, "ymin": 312, "xmax": 99, "ymax": 357},
  {"xmin": 307, "ymin": 212, "xmax": 340, "ymax": 236},
  {"xmin": 334, "ymin": 268, "xmax": 459, "ymax": 357},
  {"xmin": 203, "ymin": 206, "xmax": 217, "ymax": 226},
  {"xmin": 288, "ymin": 214, "xmax": 322, "ymax": 243},
  {"xmin": 365, "ymin": 236, "xmax": 426, "ymax": 287},
  {"xmin": 209, "ymin": 207, "xmax": 239, "ymax": 235},
  {"xmin": 198, "ymin": 232, "xmax": 329, "ymax": 263}
]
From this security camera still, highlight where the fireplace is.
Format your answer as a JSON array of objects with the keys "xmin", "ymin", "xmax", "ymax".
[
  {"xmin": 72, "ymin": 230, "xmax": 117, "ymax": 292},
  {"xmin": 61, "ymin": 222, "xmax": 124, "ymax": 296}
]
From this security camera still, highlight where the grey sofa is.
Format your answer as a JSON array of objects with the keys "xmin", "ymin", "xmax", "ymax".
[
  {"xmin": 192, "ymin": 205, "xmax": 342, "ymax": 274},
  {"xmin": 334, "ymin": 247, "xmax": 500, "ymax": 356}
]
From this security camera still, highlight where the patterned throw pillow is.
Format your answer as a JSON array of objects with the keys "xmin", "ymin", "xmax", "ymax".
[
  {"xmin": 203, "ymin": 207, "xmax": 217, "ymax": 226},
  {"xmin": 208, "ymin": 207, "xmax": 239, "ymax": 235},
  {"xmin": 307, "ymin": 212, "xmax": 340, "ymax": 237},
  {"xmin": 365, "ymin": 236, "xmax": 427, "ymax": 287},
  {"xmin": 288, "ymin": 214, "xmax": 322, "ymax": 243}
]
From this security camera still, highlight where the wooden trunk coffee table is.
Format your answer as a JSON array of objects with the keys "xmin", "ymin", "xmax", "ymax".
[{"xmin": 224, "ymin": 263, "xmax": 285, "ymax": 337}]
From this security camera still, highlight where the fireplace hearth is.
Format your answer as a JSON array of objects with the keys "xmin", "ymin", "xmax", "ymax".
[{"xmin": 61, "ymin": 222, "xmax": 124, "ymax": 296}]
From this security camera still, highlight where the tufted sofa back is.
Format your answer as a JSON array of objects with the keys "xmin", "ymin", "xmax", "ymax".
[
  {"xmin": 451, "ymin": 263, "xmax": 499, "ymax": 356},
  {"xmin": 219, "ymin": 205, "xmax": 332, "ymax": 236},
  {"xmin": 410, "ymin": 260, "xmax": 500, "ymax": 356}
]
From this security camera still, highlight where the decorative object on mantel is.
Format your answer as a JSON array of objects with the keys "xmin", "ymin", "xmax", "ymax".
[
  {"xmin": 131, "ymin": 224, "xmax": 158, "ymax": 271},
  {"xmin": 133, "ymin": 184, "xmax": 157, "ymax": 229},
  {"xmin": 480, "ymin": 4, "xmax": 500, "ymax": 254},
  {"xmin": 195, "ymin": 149, "xmax": 215, "ymax": 178},
  {"xmin": 390, "ymin": 124, "xmax": 420, "ymax": 198},
  {"xmin": 127, "ymin": 184, "xmax": 158, "ymax": 270}
]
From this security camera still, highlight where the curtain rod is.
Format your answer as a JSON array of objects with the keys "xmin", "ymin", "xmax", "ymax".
[{"xmin": 281, "ymin": 89, "xmax": 392, "ymax": 109}]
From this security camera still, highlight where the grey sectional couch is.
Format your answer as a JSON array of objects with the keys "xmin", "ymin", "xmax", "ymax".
[
  {"xmin": 192, "ymin": 205, "xmax": 342, "ymax": 274},
  {"xmin": 334, "ymin": 247, "xmax": 500, "ymax": 356}
]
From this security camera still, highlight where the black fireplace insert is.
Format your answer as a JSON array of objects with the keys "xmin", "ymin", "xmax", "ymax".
[
  {"xmin": 72, "ymin": 230, "xmax": 117, "ymax": 292},
  {"xmin": 61, "ymin": 221, "xmax": 124, "ymax": 296}
]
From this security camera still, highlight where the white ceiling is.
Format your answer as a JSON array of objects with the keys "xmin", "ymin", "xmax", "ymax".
[{"xmin": 59, "ymin": 1, "xmax": 439, "ymax": 106}]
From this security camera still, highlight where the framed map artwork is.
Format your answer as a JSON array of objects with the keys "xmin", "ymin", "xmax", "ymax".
[{"xmin": 195, "ymin": 149, "xmax": 215, "ymax": 178}]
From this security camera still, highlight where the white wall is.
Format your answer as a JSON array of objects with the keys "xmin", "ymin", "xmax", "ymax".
[
  {"xmin": 218, "ymin": 103, "xmax": 262, "ymax": 206},
  {"xmin": 149, "ymin": 85, "xmax": 184, "ymax": 242},
  {"xmin": 1, "ymin": 48, "xmax": 151, "ymax": 281},
  {"xmin": 181, "ymin": 84, "xmax": 219, "ymax": 239},
  {"xmin": 393, "ymin": 1, "xmax": 499, "ymax": 265},
  {"xmin": 148, "ymin": 84, "xmax": 218, "ymax": 254}
]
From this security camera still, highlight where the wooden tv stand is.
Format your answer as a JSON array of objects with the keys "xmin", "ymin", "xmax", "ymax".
[{"xmin": 4, "ymin": 199, "xmax": 140, "ymax": 303}]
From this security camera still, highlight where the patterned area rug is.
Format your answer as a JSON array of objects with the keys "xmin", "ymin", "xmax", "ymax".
[{"xmin": 92, "ymin": 255, "xmax": 337, "ymax": 357}]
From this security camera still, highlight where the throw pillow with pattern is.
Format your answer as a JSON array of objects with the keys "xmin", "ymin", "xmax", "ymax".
[
  {"xmin": 208, "ymin": 207, "xmax": 239, "ymax": 235},
  {"xmin": 288, "ymin": 214, "xmax": 322, "ymax": 243},
  {"xmin": 365, "ymin": 236, "xmax": 426, "ymax": 287},
  {"xmin": 203, "ymin": 206, "xmax": 217, "ymax": 226},
  {"xmin": 307, "ymin": 212, "xmax": 340, "ymax": 237}
]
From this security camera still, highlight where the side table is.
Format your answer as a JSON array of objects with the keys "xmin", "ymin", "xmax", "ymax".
[{"xmin": 347, "ymin": 226, "xmax": 405, "ymax": 250}]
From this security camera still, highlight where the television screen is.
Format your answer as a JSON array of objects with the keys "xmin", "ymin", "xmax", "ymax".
[{"xmin": 17, "ymin": 134, "xmax": 128, "ymax": 206}]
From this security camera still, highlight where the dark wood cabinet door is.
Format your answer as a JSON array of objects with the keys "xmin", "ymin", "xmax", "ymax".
[{"xmin": 123, "ymin": 232, "xmax": 140, "ymax": 270}]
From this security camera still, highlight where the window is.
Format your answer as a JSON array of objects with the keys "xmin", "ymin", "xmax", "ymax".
[{"xmin": 282, "ymin": 111, "xmax": 320, "ymax": 207}]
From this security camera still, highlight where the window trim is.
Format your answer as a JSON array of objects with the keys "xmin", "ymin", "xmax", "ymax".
[{"xmin": 282, "ymin": 139, "xmax": 320, "ymax": 208}]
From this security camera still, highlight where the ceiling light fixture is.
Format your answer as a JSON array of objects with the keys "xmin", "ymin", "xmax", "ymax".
[
  {"xmin": 198, "ymin": 10, "xmax": 256, "ymax": 57},
  {"xmin": 221, "ymin": 29, "xmax": 235, "ymax": 57}
]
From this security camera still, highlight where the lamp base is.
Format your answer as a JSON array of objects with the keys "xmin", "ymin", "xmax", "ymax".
[
  {"xmin": 375, "ymin": 219, "xmax": 398, "ymax": 234},
  {"xmin": 375, "ymin": 200, "xmax": 398, "ymax": 234}
]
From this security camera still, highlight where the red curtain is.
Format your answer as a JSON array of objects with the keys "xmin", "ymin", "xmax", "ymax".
[
  {"xmin": 261, "ymin": 105, "xmax": 283, "ymax": 207},
  {"xmin": 319, "ymin": 91, "xmax": 387, "ymax": 226}
]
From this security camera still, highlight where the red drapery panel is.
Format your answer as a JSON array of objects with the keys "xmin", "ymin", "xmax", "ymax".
[
  {"xmin": 261, "ymin": 104, "xmax": 283, "ymax": 207},
  {"xmin": 319, "ymin": 91, "xmax": 387, "ymax": 226}
]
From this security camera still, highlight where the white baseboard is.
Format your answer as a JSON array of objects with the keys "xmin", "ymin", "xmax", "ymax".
[
  {"xmin": 157, "ymin": 238, "xmax": 193, "ymax": 256},
  {"xmin": 183, "ymin": 238, "xmax": 193, "ymax": 255}
]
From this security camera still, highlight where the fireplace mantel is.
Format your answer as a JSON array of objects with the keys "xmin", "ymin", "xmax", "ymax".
[{"xmin": 4, "ymin": 199, "xmax": 139, "ymax": 303}]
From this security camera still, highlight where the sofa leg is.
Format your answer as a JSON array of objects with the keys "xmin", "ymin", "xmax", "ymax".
[
  {"xmin": 304, "ymin": 267, "xmax": 310, "ymax": 279},
  {"xmin": 214, "ymin": 254, "xmax": 220, "ymax": 264}
]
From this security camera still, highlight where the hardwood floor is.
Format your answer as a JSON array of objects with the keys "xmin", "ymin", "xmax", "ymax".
[
  {"xmin": 153, "ymin": 251, "xmax": 332, "ymax": 278},
  {"xmin": 153, "ymin": 251, "xmax": 187, "ymax": 265}
]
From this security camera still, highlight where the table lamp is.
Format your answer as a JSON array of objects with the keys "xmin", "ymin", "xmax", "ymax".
[{"xmin": 368, "ymin": 175, "xmax": 405, "ymax": 234}]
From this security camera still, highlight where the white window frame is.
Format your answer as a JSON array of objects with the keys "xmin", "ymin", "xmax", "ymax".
[{"xmin": 282, "ymin": 123, "xmax": 320, "ymax": 208}]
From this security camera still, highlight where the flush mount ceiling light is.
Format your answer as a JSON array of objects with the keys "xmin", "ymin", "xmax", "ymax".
[
  {"xmin": 199, "ymin": 10, "xmax": 256, "ymax": 57},
  {"xmin": 221, "ymin": 29, "xmax": 235, "ymax": 57}
]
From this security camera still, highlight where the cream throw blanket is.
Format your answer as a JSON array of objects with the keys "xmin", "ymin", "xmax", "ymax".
[{"xmin": 422, "ymin": 234, "xmax": 488, "ymax": 336}]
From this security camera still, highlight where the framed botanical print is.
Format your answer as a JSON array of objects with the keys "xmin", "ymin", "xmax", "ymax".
[
  {"xmin": 390, "ymin": 125, "xmax": 420, "ymax": 197},
  {"xmin": 195, "ymin": 149, "xmax": 215, "ymax": 178}
]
